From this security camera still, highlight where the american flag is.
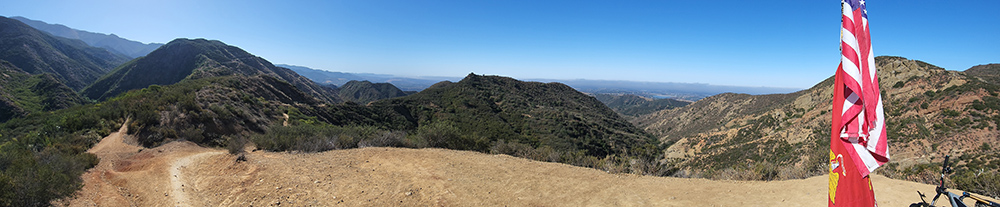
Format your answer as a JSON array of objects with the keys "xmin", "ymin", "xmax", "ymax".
[{"xmin": 838, "ymin": 0, "xmax": 889, "ymax": 177}]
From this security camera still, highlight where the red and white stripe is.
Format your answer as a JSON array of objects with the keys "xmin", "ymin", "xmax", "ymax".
[{"xmin": 838, "ymin": 0, "xmax": 889, "ymax": 177}]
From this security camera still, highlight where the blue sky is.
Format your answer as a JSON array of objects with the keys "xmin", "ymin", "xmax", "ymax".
[{"xmin": 2, "ymin": 0, "xmax": 997, "ymax": 89}]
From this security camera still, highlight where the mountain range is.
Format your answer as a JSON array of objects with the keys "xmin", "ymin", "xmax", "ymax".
[
  {"xmin": 280, "ymin": 64, "xmax": 802, "ymax": 101},
  {"xmin": 534, "ymin": 79, "xmax": 803, "ymax": 101},
  {"xmin": 12, "ymin": 16, "xmax": 163, "ymax": 58},
  {"xmin": 0, "ymin": 16, "xmax": 129, "ymax": 91},
  {"xmin": 278, "ymin": 64, "xmax": 456, "ymax": 92}
]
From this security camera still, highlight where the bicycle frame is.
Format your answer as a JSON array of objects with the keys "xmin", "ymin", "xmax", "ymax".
[{"xmin": 910, "ymin": 155, "xmax": 1000, "ymax": 207}]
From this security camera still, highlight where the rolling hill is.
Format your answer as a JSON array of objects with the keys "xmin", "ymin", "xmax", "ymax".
[
  {"xmin": 362, "ymin": 74, "xmax": 664, "ymax": 171},
  {"xmin": 278, "ymin": 63, "xmax": 454, "ymax": 91},
  {"xmin": 593, "ymin": 93, "xmax": 690, "ymax": 118},
  {"xmin": 337, "ymin": 80, "xmax": 410, "ymax": 103},
  {"xmin": 636, "ymin": 56, "xmax": 1000, "ymax": 197},
  {"xmin": 277, "ymin": 64, "xmax": 364, "ymax": 86}
]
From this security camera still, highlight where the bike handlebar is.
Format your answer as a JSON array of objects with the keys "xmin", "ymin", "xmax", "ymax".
[
  {"xmin": 939, "ymin": 155, "xmax": 952, "ymax": 188},
  {"xmin": 941, "ymin": 155, "xmax": 950, "ymax": 173}
]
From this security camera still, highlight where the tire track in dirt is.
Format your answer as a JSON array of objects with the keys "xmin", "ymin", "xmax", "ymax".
[{"xmin": 169, "ymin": 151, "xmax": 224, "ymax": 207}]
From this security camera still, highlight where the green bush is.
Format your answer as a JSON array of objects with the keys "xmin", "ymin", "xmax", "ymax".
[
  {"xmin": 412, "ymin": 121, "xmax": 488, "ymax": 151},
  {"xmin": 953, "ymin": 171, "xmax": 1000, "ymax": 198},
  {"xmin": 893, "ymin": 81, "xmax": 906, "ymax": 88},
  {"xmin": 942, "ymin": 109, "xmax": 961, "ymax": 117},
  {"xmin": 0, "ymin": 141, "xmax": 99, "ymax": 207},
  {"xmin": 249, "ymin": 121, "xmax": 408, "ymax": 153},
  {"xmin": 924, "ymin": 90, "xmax": 937, "ymax": 97}
]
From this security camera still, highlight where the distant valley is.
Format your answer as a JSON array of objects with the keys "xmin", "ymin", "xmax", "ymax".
[
  {"xmin": 281, "ymin": 64, "xmax": 801, "ymax": 101},
  {"xmin": 277, "ymin": 64, "xmax": 457, "ymax": 92}
]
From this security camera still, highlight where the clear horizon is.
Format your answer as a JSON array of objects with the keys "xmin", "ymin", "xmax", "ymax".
[{"xmin": 3, "ymin": 0, "xmax": 997, "ymax": 89}]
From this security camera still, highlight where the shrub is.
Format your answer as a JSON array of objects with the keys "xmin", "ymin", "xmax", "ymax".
[
  {"xmin": 358, "ymin": 131, "xmax": 405, "ymax": 148},
  {"xmin": 953, "ymin": 171, "xmax": 1000, "ymax": 198},
  {"xmin": 0, "ymin": 144, "xmax": 98, "ymax": 207},
  {"xmin": 924, "ymin": 90, "xmax": 937, "ymax": 97},
  {"xmin": 412, "ymin": 121, "xmax": 487, "ymax": 151},
  {"xmin": 893, "ymin": 81, "xmax": 906, "ymax": 88},
  {"xmin": 942, "ymin": 109, "xmax": 961, "ymax": 117},
  {"xmin": 226, "ymin": 135, "xmax": 250, "ymax": 155}
]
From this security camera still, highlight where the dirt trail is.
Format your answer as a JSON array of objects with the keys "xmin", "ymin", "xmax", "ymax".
[
  {"xmin": 61, "ymin": 122, "xmax": 997, "ymax": 206},
  {"xmin": 65, "ymin": 120, "xmax": 143, "ymax": 206},
  {"xmin": 58, "ymin": 121, "xmax": 223, "ymax": 207},
  {"xmin": 169, "ymin": 151, "xmax": 224, "ymax": 207}
]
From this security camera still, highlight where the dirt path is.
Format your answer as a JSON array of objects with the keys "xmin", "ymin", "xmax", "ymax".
[
  {"xmin": 169, "ymin": 151, "xmax": 224, "ymax": 207},
  {"xmin": 62, "ymin": 119, "xmax": 143, "ymax": 206},
  {"xmin": 185, "ymin": 147, "xmax": 993, "ymax": 207},
  {"xmin": 61, "ymin": 121, "xmax": 997, "ymax": 206},
  {"xmin": 58, "ymin": 121, "xmax": 224, "ymax": 207}
]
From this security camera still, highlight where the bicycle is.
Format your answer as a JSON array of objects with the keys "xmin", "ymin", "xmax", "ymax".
[{"xmin": 909, "ymin": 155, "xmax": 1000, "ymax": 207}]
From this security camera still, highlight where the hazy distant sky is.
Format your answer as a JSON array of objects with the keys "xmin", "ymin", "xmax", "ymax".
[{"xmin": 2, "ymin": 0, "xmax": 997, "ymax": 89}]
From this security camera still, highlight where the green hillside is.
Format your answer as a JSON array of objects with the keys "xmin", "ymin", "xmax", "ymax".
[
  {"xmin": 375, "ymin": 74, "xmax": 657, "ymax": 157},
  {"xmin": 0, "ymin": 60, "xmax": 86, "ymax": 122},
  {"xmin": 636, "ymin": 56, "xmax": 1000, "ymax": 197},
  {"xmin": 0, "ymin": 16, "xmax": 129, "ymax": 91},
  {"xmin": 593, "ymin": 93, "xmax": 690, "ymax": 117},
  {"xmin": 337, "ymin": 80, "xmax": 410, "ymax": 103}
]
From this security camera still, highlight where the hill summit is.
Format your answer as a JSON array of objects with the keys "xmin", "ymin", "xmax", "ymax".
[
  {"xmin": 81, "ymin": 38, "xmax": 338, "ymax": 102},
  {"xmin": 362, "ymin": 73, "xmax": 663, "ymax": 168}
]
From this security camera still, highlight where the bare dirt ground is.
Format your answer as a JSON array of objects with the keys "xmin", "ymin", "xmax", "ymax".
[{"xmin": 60, "ymin": 122, "xmax": 995, "ymax": 206}]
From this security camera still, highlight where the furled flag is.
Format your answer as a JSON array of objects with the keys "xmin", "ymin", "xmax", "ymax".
[{"xmin": 829, "ymin": 0, "xmax": 890, "ymax": 206}]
